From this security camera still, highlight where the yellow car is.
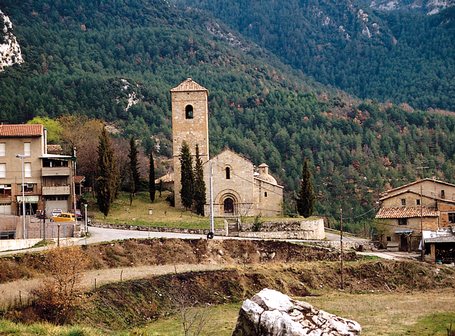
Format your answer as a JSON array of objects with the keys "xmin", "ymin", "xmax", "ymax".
[{"xmin": 51, "ymin": 212, "xmax": 75, "ymax": 222}]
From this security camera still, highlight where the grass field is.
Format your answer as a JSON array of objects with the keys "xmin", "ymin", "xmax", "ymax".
[
  {"xmin": 132, "ymin": 290, "xmax": 455, "ymax": 336},
  {"xmin": 87, "ymin": 191, "xmax": 223, "ymax": 230},
  {"xmin": 1, "ymin": 290, "xmax": 453, "ymax": 335}
]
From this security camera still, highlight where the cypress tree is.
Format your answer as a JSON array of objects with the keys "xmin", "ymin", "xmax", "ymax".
[
  {"xmin": 128, "ymin": 137, "xmax": 140, "ymax": 195},
  {"xmin": 95, "ymin": 127, "xmax": 118, "ymax": 217},
  {"xmin": 297, "ymin": 159, "xmax": 315, "ymax": 218},
  {"xmin": 193, "ymin": 144, "xmax": 206, "ymax": 215},
  {"xmin": 180, "ymin": 141, "xmax": 194, "ymax": 209},
  {"xmin": 149, "ymin": 149, "xmax": 156, "ymax": 202}
]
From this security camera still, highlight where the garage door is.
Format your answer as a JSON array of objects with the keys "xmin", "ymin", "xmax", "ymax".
[
  {"xmin": 0, "ymin": 204, "xmax": 12, "ymax": 215},
  {"xmin": 46, "ymin": 200, "xmax": 68, "ymax": 217}
]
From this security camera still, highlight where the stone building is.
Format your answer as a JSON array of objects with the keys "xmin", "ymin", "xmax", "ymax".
[
  {"xmin": 375, "ymin": 178, "xmax": 455, "ymax": 251},
  {"xmin": 171, "ymin": 78, "xmax": 283, "ymax": 217}
]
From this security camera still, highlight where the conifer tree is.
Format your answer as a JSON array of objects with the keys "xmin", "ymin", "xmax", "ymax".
[
  {"xmin": 180, "ymin": 141, "xmax": 194, "ymax": 209},
  {"xmin": 193, "ymin": 144, "xmax": 206, "ymax": 215},
  {"xmin": 128, "ymin": 137, "xmax": 140, "ymax": 195},
  {"xmin": 297, "ymin": 159, "xmax": 315, "ymax": 218},
  {"xmin": 95, "ymin": 127, "xmax": 119, "ymax": 217},
  {"xmin": 149, "ymin": 149, "xmax": 156, "ymax": 202}
]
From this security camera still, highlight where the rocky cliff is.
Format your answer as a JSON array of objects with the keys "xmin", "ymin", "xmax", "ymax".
[
  {"xmin": 0, "ymin": 10, "xmax": 23, "ymax": 72},
  {"xmin": 233, "ymin": 288, "xmax": 361, "ymax": 336},
  {"xmin": 366, "ymin": 0, "xmax": 454, "ymax": 14}
]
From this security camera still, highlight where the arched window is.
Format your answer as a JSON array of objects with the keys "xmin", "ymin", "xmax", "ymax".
[
  {"xmin": 224, "ymin": 197, "xmax": 234, "ymax": 214},
  {"xmin": 185, "ymin": 105, "xmax": 194, "ymax": 119},
  {"xmin": 225, "ymin": 167, "xmax": 231, "ymax": 179}
]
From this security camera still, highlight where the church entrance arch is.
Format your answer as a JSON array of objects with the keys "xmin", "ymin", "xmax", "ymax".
[{"xmin": 223, "ymin": 197, "xmax": 234, "ymax": 214}]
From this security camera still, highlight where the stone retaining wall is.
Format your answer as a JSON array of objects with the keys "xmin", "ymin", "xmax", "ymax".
[
  {"xmin": 91, "ymin": 222, "xmax": 225, "ymax": 236},
  {"xmin": 91, "ymin": 218, "xmax": 325, "ymax": 240},
  {"xmin": 239, "ymin": 218, "xmax": 325, "ymax": 240}
]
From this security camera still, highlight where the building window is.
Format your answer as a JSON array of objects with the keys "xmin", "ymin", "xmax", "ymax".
[
  {"xmin": 264, "ymin": 192, "xmax": 268, "ymax": 197},
  {"xmin": 416, "ymin": 199, "xmax": 421, "ymax": 206},
  {"xmin": 386, "ymin": 236, "xmax": 391, "ymax": 242},
  {"xmin": 225, "ymin": 167, "xmax": 231, "ymax": 179},
  {"xmin": 0, "ymin": 184, "xmax": 11, "ymax": 196},
  {"xmin": 24, "ymin": 184, "xmax": 34, "ymax": 193},
  {"xmin": 24, "ymin": 162, "xmax": 31, "ymax": 178},
  {"xmin": 0, "ymin": 164, "xmax": 5, "ymax": 178},
  {"xmin": 441, "ymin": 190, "xmax": 445, "ymax": 199},
  {"xmin": 449, "ymin": 213, "xmax": 455, "ymax": 224},
  {"xmin": 185, "ymin": 105, "xmax": 194, "ymax": 119},
  {"xmin": 0, "ymin": 143, "xmax": 5, "ymax": 156},
  {"xmin": 401, "ymin": 199, "xmax": 406, "ymax": 206},
  {"xmin": 24, "ymin": 142, "xmax": 31, "ymax": 156},
  {"xmin": 398, "ymin": 218, "xmax": 408, "ymax": 226}
]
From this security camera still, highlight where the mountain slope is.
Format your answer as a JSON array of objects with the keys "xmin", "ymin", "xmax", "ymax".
[
  {"xmin": 2, "ymin": 0, "xmax": 455, "ymax": 224},
  {"xmin": 175, "ymin": 0, "xmax": 455, "ymax": 110}
]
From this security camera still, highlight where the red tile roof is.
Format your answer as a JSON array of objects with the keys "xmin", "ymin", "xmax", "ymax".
[
  {"xmin": 375, "ymin": 206, "xmax": 439, "ymax": 219},
  {"xmin": 0, "ymin": 124, "xmax": 43, "ymax": 137}
]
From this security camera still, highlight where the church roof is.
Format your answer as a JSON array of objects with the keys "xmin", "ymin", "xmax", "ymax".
[{"xmin": 171, "ymin": 78, "xmax": 208, "ymax": 92}]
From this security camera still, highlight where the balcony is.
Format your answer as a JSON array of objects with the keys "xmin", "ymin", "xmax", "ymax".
[
  {"xmin": 42, "ymin": 167, "xmax": 71, "ymax": 177},
  {"xmin": 42, "ymin": 185, "xmax": 71, "ymax": 195}
]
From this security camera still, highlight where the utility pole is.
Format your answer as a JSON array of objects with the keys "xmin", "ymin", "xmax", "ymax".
[
  {"xmin": 340, "ymin": 207, "xmax": 344, "ymax": 290},
  {"xmin": 417, "ymin": 166, "xmax": 429, "ymax": 262},
  {"xmin": 208, "ymin": 161, "xmax": 214, "ymax": 239},
  {"xmin": 16, "ymin": 154, "xmax": 26, "ymax": 239}
]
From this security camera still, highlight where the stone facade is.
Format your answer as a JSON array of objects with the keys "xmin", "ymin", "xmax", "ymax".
[
  {"xmin": 376, "ymin": 178, "xmax": 455, "ymax": 251},
  {"xmin": 171, "ymin": 78, "xmax": 209, "ymax": 208},
  {"xmin": 203, "ymin": 149, "xmax": 283, "ymax": 217},
  {"xmin": 171, "ymin": 79, "xmax": 283, "ymax": 217}
]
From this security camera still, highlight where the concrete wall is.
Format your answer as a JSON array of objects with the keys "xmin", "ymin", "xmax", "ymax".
[{"xmin": 0, "ymin": 238, "xmax": 41, "ymax": 252}]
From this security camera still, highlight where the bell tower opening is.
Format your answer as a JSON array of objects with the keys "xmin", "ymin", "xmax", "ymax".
[{"xmin": 185, "ymin": 105, "xmax": 194, "ymax": 119}]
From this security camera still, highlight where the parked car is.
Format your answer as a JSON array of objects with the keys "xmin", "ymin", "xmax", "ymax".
[
  {"xmin": 51, "ymin": 212, "xmax": 75, "ymax": 222},
  {"xmin": 70, "ymin": 209, "xmax": 83, "ymax": 221},
  {"xmin": 51, "ymin": 208, "xmax": 62, "ymax": 217}
]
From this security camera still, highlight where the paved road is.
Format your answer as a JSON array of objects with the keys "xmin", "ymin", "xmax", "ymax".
[
  {"xmin": 82, "ymin": 226, "xmax": 207, "ymax": 244},
  {"xmin": 0, "ymin": 225, "xmax": 370, "ymax": 256}
]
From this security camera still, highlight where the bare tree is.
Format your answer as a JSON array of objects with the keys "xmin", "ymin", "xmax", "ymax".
[
  {"xmin": 32, "ymin": 246, "xmax": 89, "ymax": 324},
  {"xmin": 171, "ymin": 289, "xmax": 209, "ymax": 336}
]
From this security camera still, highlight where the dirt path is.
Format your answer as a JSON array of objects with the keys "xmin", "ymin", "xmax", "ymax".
[{"xmin": 0, "ymin": 263, "xmax": 229, "ymax": 310}]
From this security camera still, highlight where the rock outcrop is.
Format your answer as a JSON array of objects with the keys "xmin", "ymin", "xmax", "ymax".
[
  {"xmin": 232, "ymin": 288, "xmax": 361, "ymax": 336},
  {"xmin": 0, "ymin": 10, "xmax": 23, "ymax": 72}
]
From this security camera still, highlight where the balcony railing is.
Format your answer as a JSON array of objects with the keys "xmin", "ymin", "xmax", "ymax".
[
  {"xmin": 41, "ymin": 167, "xmax": 71, "ymax": 177},
  {"xmin": 42, "ymin": 185, "xmax": 71, "ymax": 195}
]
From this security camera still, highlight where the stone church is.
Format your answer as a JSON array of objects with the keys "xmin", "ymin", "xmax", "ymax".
[{"xmin": 171, "ymin": 78, "xmax": 283, "ymax": 217}]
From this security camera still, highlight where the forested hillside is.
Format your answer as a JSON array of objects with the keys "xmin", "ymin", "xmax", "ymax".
[
  {"xmin": 1, "ymin": 0, "xmax": 455, "ymax": 225},
  {"xmin": 175, "ymin": 0, "xmax": 455, "ymax": 111}
]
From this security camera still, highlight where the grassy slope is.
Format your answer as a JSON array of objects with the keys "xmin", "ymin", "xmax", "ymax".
[
  {"xmin": 1, "ymin": 291, "xmax": 454, "ymax": 335},
  {"xmin": 89, "ymin": 191, "xmax": 218, "ymax": 229}
]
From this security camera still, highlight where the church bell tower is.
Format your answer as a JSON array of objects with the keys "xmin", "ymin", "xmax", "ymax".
[{"xmin": 171, "ymin": 78, "xmax": 210, "ymax": 208}]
